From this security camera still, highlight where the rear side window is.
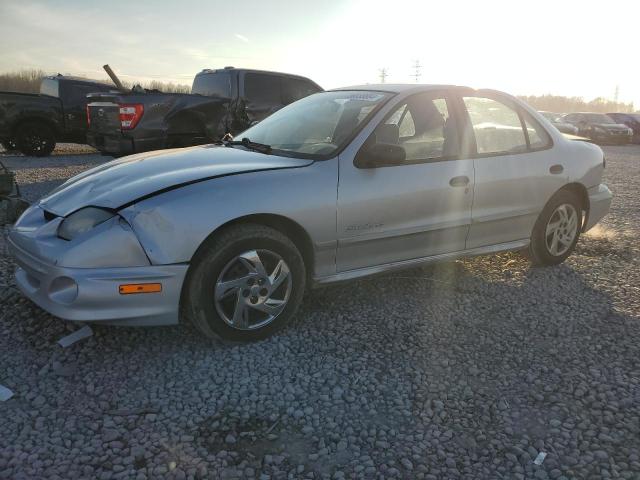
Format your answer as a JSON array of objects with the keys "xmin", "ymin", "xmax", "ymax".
[
  {"xmin": 191, "ymin": 72, "xmax": 231, "ymax": 98},
  {"xmin": 40, "ymin": 79, "xmax": 59, "ymax": 97},
  {"xmin": 523, "ymin": 113, "xmax": 552, "ymax": 149},
  {"xmin": 463, "ymin": 96, "xmax": 527, "ymax": 155},
  {"xmin": 245, "ymin": 73, "xmax": 282, "ymax": 105},
  {"xmin": 281, "ymin": 77, "xmax": 320, "ymax": 104}
]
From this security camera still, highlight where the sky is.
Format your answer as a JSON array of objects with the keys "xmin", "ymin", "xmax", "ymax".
[{"xmin": 0, "ymin": 0, "xmax": 638, "ymax": 106}]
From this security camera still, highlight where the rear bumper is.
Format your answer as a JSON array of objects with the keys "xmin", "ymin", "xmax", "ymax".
[
  {"xmin": 8, "ymin": 236, "xmax": 188, "ymax": 326},
  {"xmin": 87, "ymin": 132, "xmax": 164, "ymax": 156},
  {"xmin": 584, "ymin": 184, "xmax": 612, "ymax": 232}
]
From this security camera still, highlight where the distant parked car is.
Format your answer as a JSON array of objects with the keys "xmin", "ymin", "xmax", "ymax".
[
  {"xmin": 606, "ymin": 112, "xmax": 640, "ymax": 143},
  {"xmin": 0, "ymin": 75, "xmax": 116, "ymax": 156},
  {"xmin": 538, "ymin": 111, "xmax": 579, "ymax": 135},
  {"xmin": 562, "ymin": 112, "xmax": 632, "ymax": 145},
  {"xmin": 9, "ymin": 85, "xmax": 612, "ymax": 341}
]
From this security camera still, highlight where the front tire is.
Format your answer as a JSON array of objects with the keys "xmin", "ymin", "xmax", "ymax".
[
  {"xmin": 16, "ymin": 122, "xmax": 56, "ymax": 157},
  {"xmin": 529, "ymin": 190, "xmax": 582, "ymax": 266},
  {"xmin": 183, "ymin": 224, "xmax": 306, "ymax": 341}
]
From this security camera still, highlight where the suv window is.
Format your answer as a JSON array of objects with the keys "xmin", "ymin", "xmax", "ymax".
[
  {"xmin": 463, "ymin": 96, "xmax": 527, "ymax": 155},
  {"xmin": 245, "ymin": 73, "xmax": 282, "ymax": 105},
  {"xmin": 40, "ymin": 79, "xmax": 59, "ymax": 98},
  {"xmin": 281, "ymin": 77, "xmax": 320, "ymax": 104},
  {"xmin": 375, "ymin": 93, "xmax": 458, "ymax": 162},
  {"xmin": 191, "ymin": 72, "xmax": 231, "ymax": 98}
]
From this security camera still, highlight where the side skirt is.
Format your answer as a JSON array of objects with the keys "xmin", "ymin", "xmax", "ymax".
[{"xmin": 312, "ymin": 239, "xmax": 530, "ymax": 287}]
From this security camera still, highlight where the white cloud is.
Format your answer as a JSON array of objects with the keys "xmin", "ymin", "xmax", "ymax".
[{"xmin": 234, "ymin": 33, "xmax": 249, "ymax": 43}]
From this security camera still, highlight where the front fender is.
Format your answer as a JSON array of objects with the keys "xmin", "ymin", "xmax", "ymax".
[{"xmin": 119, "ymin": 159, "xmax": 339, "ymax": 276}]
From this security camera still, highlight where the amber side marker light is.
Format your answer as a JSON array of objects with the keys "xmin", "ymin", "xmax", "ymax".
[{"xmin": 119, "ymin": 283, "xmax": 162, "ymax": 295}]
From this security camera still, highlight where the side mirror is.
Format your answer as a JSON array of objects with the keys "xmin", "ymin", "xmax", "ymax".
[{"xmin": 355, "ymin": 142, "xmax": 406, "ymax": 169}]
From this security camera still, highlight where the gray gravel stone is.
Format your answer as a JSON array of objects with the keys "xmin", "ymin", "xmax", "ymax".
[{"xmin": 1, "ymin": 145, "xmax": 640, "ymax": 479}]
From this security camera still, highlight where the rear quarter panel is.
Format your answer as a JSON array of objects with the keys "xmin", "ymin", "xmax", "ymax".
[{"xmin": 119, "ymin": 159, "xmax": 339, "ymax": 277}]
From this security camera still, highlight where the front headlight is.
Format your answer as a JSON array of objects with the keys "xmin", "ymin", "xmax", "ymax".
[{"xmin": 58, "ymin": 207, "xmax": 115, "ymax": 241}]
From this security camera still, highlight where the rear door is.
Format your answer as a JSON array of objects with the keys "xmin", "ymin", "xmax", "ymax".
[
  {"xmin": 458, "ymin": 92, "xmax": 563, "ymax": 248},
  {"xmin": 336, "ymin": 90, "xmax": 474, "ymax": 271}
]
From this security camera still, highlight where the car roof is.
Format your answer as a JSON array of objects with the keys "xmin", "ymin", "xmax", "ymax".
[{"xmin": 329, "ymin": 84, "xmax": 465, "ymax": 94}]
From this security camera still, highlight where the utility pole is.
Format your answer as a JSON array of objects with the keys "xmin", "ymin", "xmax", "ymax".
[
  {"xmin": 411, "ymin": 60, "xmax": 422, "ymax": 83},
  {"xmin": 378, "ymin": 68, "xmax": 388, "ymax": 84},
  {"xmin": 614, "ymin": 85, "xmax": 619, "ymax": 103}
]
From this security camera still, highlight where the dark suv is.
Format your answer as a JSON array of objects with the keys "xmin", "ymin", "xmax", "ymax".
[
  {"xmin": 606, "ymin": 113, "xmax": 640, "ymax": 143},
  {"xmin": 561, "ymin": 112, "xmax": 632, "ymax": 145}
]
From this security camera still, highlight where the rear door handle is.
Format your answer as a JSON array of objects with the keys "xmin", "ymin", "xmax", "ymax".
[
  {"xmin": 449, "ymin": 175, "xmax": 470, "ymax": 187},
  {"xmin": 550, "ymin": 164, "xmax": 564, "ymax": 174}
]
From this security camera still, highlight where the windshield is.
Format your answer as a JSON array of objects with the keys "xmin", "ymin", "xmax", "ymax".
[
  {"xmin": 191, "ymin": 72, "xmax": 231, "ymax": 98},
  {"xmin": 237, "ymin": 90, "xmax": 393, "ymax": 158}
]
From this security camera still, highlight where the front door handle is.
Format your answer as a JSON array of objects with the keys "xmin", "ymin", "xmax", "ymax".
[
  {"xmin": 449, "ymin": 175, "xmax": 470, "ymax": 187},
  {"xmin": 550, "ymin": 164, "xmax": 564, "ymax": 174}
]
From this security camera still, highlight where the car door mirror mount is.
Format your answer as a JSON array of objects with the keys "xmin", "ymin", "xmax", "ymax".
[{"xmin": 355, "ymin": 142, "xmax": 406, "ymax": 169}]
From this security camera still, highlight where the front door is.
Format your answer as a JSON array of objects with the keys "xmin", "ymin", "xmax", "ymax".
[{"xmin": 336, "ymin": 91, "xmax": 474, "ymax": 272}]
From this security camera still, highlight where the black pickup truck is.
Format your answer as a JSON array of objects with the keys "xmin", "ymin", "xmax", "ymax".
[
  {"xmin": 0, "ymin": 75, "xmax": 115, "ymax": 156},
  {"xmin": 86, "ymin": 67, "xmax": 322, "ymax": 156}
]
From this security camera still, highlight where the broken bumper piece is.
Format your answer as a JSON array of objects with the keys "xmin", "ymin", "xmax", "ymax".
[{"xmin": 8, "ymin": 237, "xmax": 187, "ymax": 326}]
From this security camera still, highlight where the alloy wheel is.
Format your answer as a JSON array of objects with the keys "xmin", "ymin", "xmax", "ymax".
[
  {"xmin": 545, "ymin": 203, "xmax": 579, "ymax": 256},
  {"xmin": 214, "ymin": 249, "xmax": 292, "ymax": 330}
]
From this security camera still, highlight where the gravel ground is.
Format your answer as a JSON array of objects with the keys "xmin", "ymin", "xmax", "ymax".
[{"xmin": 1, "ymin": 144, "xmax": 639, "ymax": 480}]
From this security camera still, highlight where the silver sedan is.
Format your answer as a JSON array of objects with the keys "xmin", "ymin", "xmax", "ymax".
[{"xmin": 9, "ymin": 85, "xmax": 612, "ymax": 341}]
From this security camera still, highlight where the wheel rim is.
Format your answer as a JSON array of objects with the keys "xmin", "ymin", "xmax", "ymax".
[
  {"xmin": 545, "ymin": 203, "xmax": 579, "ymax": 256},
  {"xmin": 214, "ymin": 249, "xmax": 292, "ymax": 330},
  {"xmin": 23, "ymin": 128, "xmax": 50, "ymax": 153}
]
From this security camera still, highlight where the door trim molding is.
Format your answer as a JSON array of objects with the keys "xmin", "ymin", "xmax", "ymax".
[
  {"xmin": 314, "ymin": 238, "xmax": 529, "ymax": 286},
  {"xmin": 339, "ymin": 218, "xmax": 471, "ymax": 245}
]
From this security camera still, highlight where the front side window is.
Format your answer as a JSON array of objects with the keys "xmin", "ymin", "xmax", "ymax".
[
  {"xmin": 238, "ymin": 90, "xmax": 392, "ymax": 158},
  {"xmin": 373, "ymin": 94, "xmax": 457, "ymax": 162},
  {"xmin": 463, "ymin": 96, "xmax": 528, "ymax": 154}
]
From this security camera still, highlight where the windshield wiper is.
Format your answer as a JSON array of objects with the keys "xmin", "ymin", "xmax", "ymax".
[{"xmin": 222, "ymin": 137, "xmax": 272, "ymax": 154}]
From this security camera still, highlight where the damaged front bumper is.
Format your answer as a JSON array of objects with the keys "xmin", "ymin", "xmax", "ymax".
[
  {"xmin": 8, "ymin": 236, "xmax": 187, "ymax": 326},
  {"xmin": 7, "ymin": 204, "xmax": 187, "ymax": 326}
]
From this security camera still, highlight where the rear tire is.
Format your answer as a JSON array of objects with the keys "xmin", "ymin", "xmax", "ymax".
[
  {"xmin": 182, "ymin": 224, "xmax": 306, "ymax": 341},
  {"xmin": 1, "ymin": 138, "xmax": 18, "ymax": 152},
  {"xmin": 16, "ymin": 122, "xmax": 56, "ymax": 157},
  {"xmin": 529, "ymin": 190, "xmax": 582, "ymax": 266}
]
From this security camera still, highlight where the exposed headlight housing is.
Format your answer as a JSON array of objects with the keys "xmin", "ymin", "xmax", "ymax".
[{"xmin": 57, "ymin": 207, "xmax": 115, "ymax": 241}]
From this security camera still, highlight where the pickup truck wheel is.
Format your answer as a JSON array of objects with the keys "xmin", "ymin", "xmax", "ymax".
[
  {"xmin": 183, "ymin": 224, "xmax": 306, "ymax": 342},
  {"xmin": 16, "ymin": 122, "xmax": 56, "ymax": 157},
  {"xmin": 1, "ymin": 139, "xmax": 18, "ymax": 152},
  {"xmin": 529, "ymin": 190, "xmax": 582, "ymax": 266}
]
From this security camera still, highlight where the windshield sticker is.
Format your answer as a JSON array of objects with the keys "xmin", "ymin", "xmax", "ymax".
[{"xmin": 344, "ymin": 93, "xmax": 386, "ymax": 102}]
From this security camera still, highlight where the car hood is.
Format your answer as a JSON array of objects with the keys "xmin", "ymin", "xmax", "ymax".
[{"xmin": 39, "ymin": 145, "xmax": 313, "ymax": 216}]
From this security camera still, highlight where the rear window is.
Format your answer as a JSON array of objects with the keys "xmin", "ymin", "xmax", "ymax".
[
  {"xmin": 191, "ymin": 72, "xmax": 231, "ymax": 98},
  {"xmin": 40, "ymin": 79, "xmax": 59, "ymax": 98}
]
